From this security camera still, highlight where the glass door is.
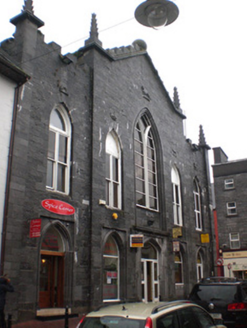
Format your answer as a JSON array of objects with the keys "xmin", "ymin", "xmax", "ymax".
[
  {"xmin": 141, "ymin": 243, "xmax": 159, "ymax": 302},
  {"xmin": 39, "ymin": 254, "xmax": 64, "ymax": 308}
]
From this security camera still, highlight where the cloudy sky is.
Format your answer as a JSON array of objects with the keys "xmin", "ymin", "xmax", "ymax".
[{"xmin": 1, "ymin": 0, "xmax": 247, "ymax": 170}]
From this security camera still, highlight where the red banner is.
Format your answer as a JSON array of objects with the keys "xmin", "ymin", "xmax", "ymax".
[{"xmin": 30, "ymin": 219, "xmax": 41, "ymax": 238}]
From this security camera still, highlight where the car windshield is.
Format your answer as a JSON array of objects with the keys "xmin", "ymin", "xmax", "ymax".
[
  {"xmin": 190, "ymin": 285, "xmax": 238, "ymax": 302},
  {"xmin": 80, "ymin": 316, "xmax": 146, "ymax": 328}
]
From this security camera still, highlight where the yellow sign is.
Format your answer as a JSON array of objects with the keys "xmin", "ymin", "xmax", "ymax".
[
  {"xmin": 173, "ymin": 227, "xmax": 182, "ymax": 238},
  {"xmin": 201, "ymin": 234, "xmax": 210, "ymax": 243}
]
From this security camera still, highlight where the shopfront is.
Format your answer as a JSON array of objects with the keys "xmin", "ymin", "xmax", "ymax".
[{"xmin": 223, "ymin": 251, "xmax": 247, "ymax": 279}]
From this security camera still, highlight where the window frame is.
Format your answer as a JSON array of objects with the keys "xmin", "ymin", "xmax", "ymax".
[
  {"xmin": 224, "ymin": 178, "xmax": 234, "ymax": 190},
  {"xmin": 46, "ymin": 107, "xmax": 71, "ymax": 194},
  {"xmin": 172, "ymin": 167, "xmax": 182, "ymax": 226},
  {"xmin": 193, "ymin": 180, "xmax": 202, "ymax": 231},
  {"xmin": 134, "ymin": 115, "xmax": 159, "ymax": 211},
  {"xmin": 105, "ymin": 131, "xmax": 122, "ymax": 209},
  {"xmin": 226, "ymin": 201, "xmax": 237, "ymax": 216},
  {"xmin": 229, "ymin": 232, "xmax": 240, "ymax": 249}
]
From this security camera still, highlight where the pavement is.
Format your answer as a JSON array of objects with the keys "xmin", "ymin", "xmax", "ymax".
[{"xmin": 12, "ymin": 316, "xmax": 81, "ymax": 328}]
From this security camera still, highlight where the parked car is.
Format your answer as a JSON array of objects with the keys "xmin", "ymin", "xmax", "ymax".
[
  {"xmin": 189, "ymin": 277, "xmax": 247, "ymax": 328},
  {"xmin": 76, "ymin": 300, "xmax": 227, "ymax": 328}
]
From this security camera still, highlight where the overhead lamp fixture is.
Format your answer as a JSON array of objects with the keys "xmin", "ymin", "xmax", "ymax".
[{"xmin": 135, "ymin": 0, "xmax": 179, "ymax": 29}]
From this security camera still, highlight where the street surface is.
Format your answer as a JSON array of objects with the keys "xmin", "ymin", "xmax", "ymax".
[{"xmin": 12, "ymin": 316, "xmax": 80, "ymax": 328}]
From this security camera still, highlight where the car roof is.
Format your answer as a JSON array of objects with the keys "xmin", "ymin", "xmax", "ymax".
[
  {"xmin": 86, "ymin": 301, "xmax": 199, "ymax": 320},
  {"xmin": 197, "ymin": 277, "xmax": 247, "ymax": 285}
]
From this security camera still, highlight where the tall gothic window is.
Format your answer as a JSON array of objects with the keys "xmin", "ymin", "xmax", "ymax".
[
  {"xmin": 46, "ymin": 107, "xmax": 71, "ymax": 194},
  {"xmin": 171, "ymin": 166, "xmax": 182, "ymax": 225},
  {"xmin": 105, "ymin": 131, "xmax": 121, "ymax": 209},
  {"xmin": 134, "ymin": 115, "xmax": 158, "ymax": 210},
  {"xmin": 194, "ymin": 179, "xmax": 202, "ymax": 230}
]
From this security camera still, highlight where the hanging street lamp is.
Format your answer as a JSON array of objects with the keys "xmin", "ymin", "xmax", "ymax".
[{"xmin": 135, "ymin": 0, "xmax": 179, "ymax": 29}]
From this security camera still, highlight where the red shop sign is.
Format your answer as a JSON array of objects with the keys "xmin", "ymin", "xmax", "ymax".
[
  {"xmin": 41, "ymin": 199, "xmax": 75, "ymax": 216},
  {"xmin": 30, "ymin": 219, "xmax": 41, "ymax": 238}
]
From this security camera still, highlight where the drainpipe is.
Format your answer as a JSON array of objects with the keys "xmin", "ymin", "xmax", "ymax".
[
  {"xmin": 213, "ymin": 208, "xmax": 222, "ymax": 276},
  {"xmin": 0, "ymin": 81, "xmax": 27, "ymax": 275}
]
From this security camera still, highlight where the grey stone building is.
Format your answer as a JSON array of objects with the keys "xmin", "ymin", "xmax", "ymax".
[
  {"xmin": 0, "ymin": 0, "xmax": 214, "ymax": 323},
  {"xmin": 212, "ymin": 147, "xmax": 247, "ymax": 278}
]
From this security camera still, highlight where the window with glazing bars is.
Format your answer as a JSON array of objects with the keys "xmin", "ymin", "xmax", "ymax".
[
  {"xmin": 46, "ymin": 108, "xmax": 71, "ymax": 194},
  {"xmin": 194, "ymin": 180, "xmax": 202, "ymax": 230},
  {"xmin": 134, "ymin": 115, "xmax": 158, "ymax": 210}
]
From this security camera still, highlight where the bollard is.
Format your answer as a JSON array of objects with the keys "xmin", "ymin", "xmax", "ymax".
[
  {"xmin": 64, "ymin": 305, "xmax": 69, "ymax": 328},
  {"xmin": 7, "ymin": 314, "xmax": 12, "ymax": 328}
]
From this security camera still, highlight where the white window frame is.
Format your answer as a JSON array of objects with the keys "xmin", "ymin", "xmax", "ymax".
[
  {"xmin": 230, "ymin": 233, "xmax": 240, "ymax": 249},
  {"xmin": 194, "ymin": 180, "xmax": 202, "ymax": 231},
  {"xmin": 46, "ymin": 107, "xmax": 71, "ymax": 194},
  {"xmin": 105, "ymin": 132, "xmax": 121, "ymax": 209},
  {"xmin": 196, "ymin": 251, "xmax": 203, "ymax": 282},
  {"xmin": 141, "ymin": 243, "xmax": 159, "ymax": 302},
  {"xmin": 134, "ymin": 115, "xmax": 158, "ymax": 211},
  {"xmin": 172, "ymin": 167, "xmax": 182, "ymax": 226},
  {"xmin": 226, "ymin": 202, "xmax": 237, "ymax": 216},
  {"xmin": 224, "ymin": 178, "xmax": 234, "ymax": 190}
]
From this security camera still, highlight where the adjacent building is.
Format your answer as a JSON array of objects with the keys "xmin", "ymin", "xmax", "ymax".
[
  {"xmin": 212, "ymin": 147, "xmax": 247, "ymax": 278},
  {"xmin": 0, "ymin": 0, "xmax": 214, "ymax": 323},
  {"xmin": 0, "ymin": 51, "xmax": 29, "ymax": 265}
]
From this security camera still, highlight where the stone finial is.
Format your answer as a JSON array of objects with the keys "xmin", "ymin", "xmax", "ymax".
[
  {"xmin": 85, "ymin": 14, "xmax": 102, "ymax": 47},
  {"xmin": 22, "ymin": 0, "xmax": 34, "ymax": 14},
  {"xmin": 11, "ymin": 0, "xmax": 44, "ymax": 28},
  {"xmin": 199, "ymin": 125, "xmax": 210, "ymax": 149},
  {"xmin": 173, "ymin": 87, "xmax": 181, "ymax": 110}
]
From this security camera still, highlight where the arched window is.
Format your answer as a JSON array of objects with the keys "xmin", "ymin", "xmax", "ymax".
[
  {"xmin": 174, "ymin": 251, "xmax": 183, "ymax": 284},
  {"xmin": 105, "ymin": 132, "xmax": 121, "ymax": 209},
  {"xmin": 41, "ymin": 225, "xmax": 65, "ymax": 252},
  {"xmin": 134, "ymin": 114, "xmax": 158, "ymax": 210},
  {"xmin": 46, "ymin": 107, "xmax": 71, "ymax": 194},
  {"xmin": 171, "ymin": 167, "xmax": 182, "ymax": 226},
  {"xmin": 103, "ymin": 235, "xmax": 119, "ymax": 301},
  {"xmin": 196, "ymin": 251, "xmax": 203, "ymax": 281},
  {"xmin": 194, "ymin": 179, "xmax": 202, "ymax": 230}
]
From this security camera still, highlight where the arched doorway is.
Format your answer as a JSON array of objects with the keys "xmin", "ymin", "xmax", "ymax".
[
  {"xmin": 196, "ymin": 250, "xmax": 203, "ymax": 282},
  {"xmin": 103, "ymin": 235, "xmax": 120, "ymax": 301},
  {"xmin": 141, "ymin": 242, "xmax": 159, "ymax": 302},
  {"xmin": 39, "ymin": 225, "xmax": 65, "ymax": 308}
]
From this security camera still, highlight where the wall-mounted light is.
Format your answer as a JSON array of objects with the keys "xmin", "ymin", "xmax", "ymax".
[
  {"xmin": 135, "ymin": 0, "xmax": 179, "ymax": 29},
  {"xmin": 112, "ymin": 213, "xmax": 118, "ymax": 220}
]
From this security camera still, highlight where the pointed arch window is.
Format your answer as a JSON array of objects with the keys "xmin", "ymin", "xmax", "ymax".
[
  {"xmin": 103, "ymin": 235, "xmax": 120, "ymax": 301},
  {"xmin": 46, "ymin": 107, "xmax": 71, "ymax": 194},
  {"xmin": 172, "ymin": 167, "xmax": 182, "ymax": 226},
  {"xmin": 105, "ymin": 132, "xmax": 121, "ymax": 209},
  {"xmin": 134, "ymin": 115, "xmax": 158, "ymax": 210},
  {"xmin": 194, "ymin": 179, "xmax": 202, "ymax": 230},
  {"xmin": 175, "ymin": 251, "xmax": 183, "ymax": 284}
]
